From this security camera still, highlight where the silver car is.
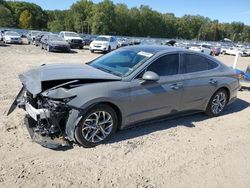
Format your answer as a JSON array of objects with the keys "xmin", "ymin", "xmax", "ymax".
[
  {"xmin": 3, "ymin": 31, "xmax": 22, "ymax": 44},
  {"xmin": 8, "ymin": 46, "xmax": 240, "ymax": 148}
]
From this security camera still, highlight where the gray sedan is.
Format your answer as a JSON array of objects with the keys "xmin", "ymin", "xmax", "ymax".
[{"xmin": 8, "ymin": 46, "xmax": 240, "ymax": 148}]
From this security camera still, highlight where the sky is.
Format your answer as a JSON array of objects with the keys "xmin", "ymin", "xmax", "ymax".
[{"xmin": 13, "ymin": 0, "xmax": 250, "ymax": 25}]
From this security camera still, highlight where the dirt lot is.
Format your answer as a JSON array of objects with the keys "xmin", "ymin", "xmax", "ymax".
[{"xmin": 0, "ymin": 44, "xmax": 250, "ymax": 188}]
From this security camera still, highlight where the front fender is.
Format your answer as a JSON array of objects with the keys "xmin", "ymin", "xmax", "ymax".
[{"xmin": 65, "ymin": 98, "xmax": 124, "ymax": 142}]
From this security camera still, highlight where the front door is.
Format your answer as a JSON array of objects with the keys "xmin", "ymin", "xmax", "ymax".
[{"xmin": 128, "ymin": 53, "xmax": 183, "ymax": 124}]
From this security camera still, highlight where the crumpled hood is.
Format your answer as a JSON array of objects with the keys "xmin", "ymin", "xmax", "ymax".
[{"xmin": 19, "ymin": 63, "xmax": 121, "ymax": 95}]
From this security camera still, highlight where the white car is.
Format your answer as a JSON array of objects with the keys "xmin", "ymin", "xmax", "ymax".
[
  {"xmin": 221, "ymin": 47, "xmax": 247, "ymax": 57},
  {"xmin": 117, "ymin": 38, "xmax": 129, "ymax": 47},
  {"xmin": 89, "ymin": 35, "xmax": 118, "ymax": 53},
  {"xmin": 3, "ymin": 31, "xmax": 22, "ymax": 44},
  {"xmin": 189, "ymin": 44, "xmax": 212, "ymax": 55},
  {"xmin": 59, "ymin": 31, "xmax": 83, "ymax": 49}
]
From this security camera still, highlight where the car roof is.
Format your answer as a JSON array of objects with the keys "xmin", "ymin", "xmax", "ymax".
[
  {"xmin": 61, "ymin": 31, "xmax": 77, "ymax": 33},
  {"xmin": 98, "ymin": 35, "xmax": 112, "ymax": 38},
  {"xmin": 121, "ymin": 45, "xmax": 188, "ymax": 54}
]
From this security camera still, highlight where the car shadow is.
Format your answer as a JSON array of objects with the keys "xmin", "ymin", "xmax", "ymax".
[
  {"xmin": 0, "ymin": 43, "xmax": 10, "ymax": 47},
  {"xmin": 108, "ymin": 98, "xmax": 250, "ymax": 144},
  {"xmin": 48, "ymin": 50, "xmax": 78, "ymax": 54}
]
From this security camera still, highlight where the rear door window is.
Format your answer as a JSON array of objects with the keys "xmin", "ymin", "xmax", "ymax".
[{"xmin": 182, "ymin": 54, "xmax": 218, "ymax": 73}]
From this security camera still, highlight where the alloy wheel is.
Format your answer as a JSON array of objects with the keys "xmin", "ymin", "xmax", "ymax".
[
  {"xmin": 211, "ymin": 92, "xmax": 226, "ymax": 114},
  {"xmin": 81, "ymin": 111, "xmax": 113, "ymax": 143}
]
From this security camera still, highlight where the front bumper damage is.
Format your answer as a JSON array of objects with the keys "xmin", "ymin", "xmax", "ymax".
[
  {"xmin": 24, "ymin": 115, "xmax": 71, "ymax": 149},
  {"xmin": 8, "ymin": 87, "xmax": 75, "ymax": 149}
]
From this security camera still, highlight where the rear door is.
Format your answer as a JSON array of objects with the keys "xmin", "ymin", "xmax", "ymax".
[
  {"xmin": 129, "ymin": 53, "xmax": 183, "ymax": 123},
  {"xmin": 180, "ymin": 53, "xmax": 219, "ymax": 111}
]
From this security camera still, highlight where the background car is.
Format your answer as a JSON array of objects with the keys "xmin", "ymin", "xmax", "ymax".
[
  {"xmin": 117, "ymin": 38, "xmax": 129, "ymax": 47},
  {"xmin": 0, "ymin": 30, "xmax": 3, "ymax": 41},
  {"xmin": 27, "ymin": 30, "xmax": 41, "ymax": 44},
  {"xmin": 3, "ymin": 31, "xmax": 22, "ymax": 44},
  {"xmin": 40, "ymin": 34, "xmax": 70, "ymax": 52},
  {"xmin": 80, "ymin": 34, "xmax": 96, "ymax": 46},
  {"xmin": 189, "ymin": 44, "xmax": 212, "ymax": 55},
  {"xmin": 59, "ymin": 31, "xmax": 83, "ymax": 49},
  {"xmin": 221, "ymin": 47, "xmax": 248, "ymax": 56},
  {"xmin": 9, "ymin": 45, "xmax": 240, "ymax": 148},
  {"xmin": 89, "ymin": 35, "xmax": 118, "ymax": 53},
  {"xmin": 211, "ymin": 47, "xmax": 221, "ymax": 56},
  {"xmin": 34, "ymin": 32, "xmax": 50, "ymax": 46}
]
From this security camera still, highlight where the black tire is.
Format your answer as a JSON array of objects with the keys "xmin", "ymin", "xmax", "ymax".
[
  {"xmin": 79, "ymin": 45, "xmax": 83, "ymax": 49},
  {"xmin": 108, "ymin": 46, "xmax": 111, "ymax": 52},
  {"xmin": 41, "ymin": 43, "xmax": 44, "ymax": 49},
  {"xmin": 205, "ymin": 88, "xmax": 228, "ymax": 117},
  {"xmin": 75, "ymin": 104, "xmax": 118, "ymax": 148},
  {"xmin": 90, "ymin": 50, "xmax": 94, "ymax": 53}
]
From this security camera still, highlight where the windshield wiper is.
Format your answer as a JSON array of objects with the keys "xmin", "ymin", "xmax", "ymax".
[{"xmin": 94, "ymin": 66, "xmax": 122, "ymax": 77}]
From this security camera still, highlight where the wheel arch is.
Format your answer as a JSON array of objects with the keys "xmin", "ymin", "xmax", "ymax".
[
  {"xmin": 89, "ymin": 101, "xmax": 123, "ymax": 131},
  {"xmin": 216, "ymin": 86, "xmax": 231, "ymax": 102}
]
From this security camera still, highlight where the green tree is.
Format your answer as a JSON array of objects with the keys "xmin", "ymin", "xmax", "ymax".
[
  {"xmin": 8, "ymin": 1, "xmax": 47, "ymax": 29},
  {"xmin": 19, "ymin": 10, "xmax": 33, "ymax": 29},
  {"xmin": 68, "ymin": 0, "xmax": 94, "ymax": 33},
  {"xmin": 0, "ymin": 2, "xmax": 16, "ymax": 27},
  {"xmin": 47, "ymin": 10, "xmax": 67, "ymax": 32},
  {"xmin": 91, "ymin": 0, "xmax": 116, "ymax": 35}
]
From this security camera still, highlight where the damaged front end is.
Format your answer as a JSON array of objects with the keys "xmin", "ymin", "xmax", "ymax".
[{"xmin": 8, "ymin": 86, "xmax": 76, "ymax": 149}]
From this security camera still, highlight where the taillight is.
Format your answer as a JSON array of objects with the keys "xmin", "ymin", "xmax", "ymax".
[{"xmin": 233, "ymin": 73, "xmax": 244, "ymax": 80}]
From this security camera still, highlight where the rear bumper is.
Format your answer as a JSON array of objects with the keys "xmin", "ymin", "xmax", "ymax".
[
  {"xmin": 228, "ymin": 84, "xmax": 241, "ymax": 104},
  {"xmin": 50, "ymin": 45, "xmax": 70, "ymax": 52},
  {"xmin": 24, "ymin": 115, "xmax": 71, "ymax": 149}
]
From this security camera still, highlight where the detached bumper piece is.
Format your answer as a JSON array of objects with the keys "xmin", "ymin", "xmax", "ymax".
[{"xmin": 24, "ymin": 115, "xmax": 72, "ymax": 150}]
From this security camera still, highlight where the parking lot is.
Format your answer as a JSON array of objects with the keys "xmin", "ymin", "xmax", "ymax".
[{"xmin": 0, "ymin": 44, "xmax": 250, "ymax": 188}]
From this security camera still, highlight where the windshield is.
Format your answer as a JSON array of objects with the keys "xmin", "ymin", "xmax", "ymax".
[
  {"xmin": 95, "ymin": 37, "xmax": 109, "ymax": 42},
  {"xmin": 5, "ymin": 31, "xmax": 20, "ymax": 36},
  {"xmin": 89, "ymin": 49, "xmax": 154, "ymax": 76},
  {"xmin": 49, "ymin": 35, "xmax": 64, "ymax": 41},
  {"xmin": 65, "ymin": 32, "xmax": 79, "ymax": 37}
]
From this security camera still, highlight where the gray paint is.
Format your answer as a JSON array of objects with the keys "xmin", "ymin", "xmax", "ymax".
[{"xmin": 17, "ymin": 45, "xmax": 240, "ymax": 141}]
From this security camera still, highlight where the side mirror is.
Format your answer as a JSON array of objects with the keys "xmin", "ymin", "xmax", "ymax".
[{"xmin": 142, "ymin": 71, "xmax": 160, "ymax": 82}]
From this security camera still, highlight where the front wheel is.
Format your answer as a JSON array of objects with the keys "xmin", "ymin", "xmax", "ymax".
[
  {"xmin": 205, "ymin": 89, "xmax": 228, "ymax": 117},
  {"xmin": 75, "ymin": 104, "xmax": 118, "ymax": 148}
]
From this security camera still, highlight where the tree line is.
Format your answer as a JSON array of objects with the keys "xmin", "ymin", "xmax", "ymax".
[{"xmin": 1, "ymin": 0, "xmax": 250, "ymax": 42}]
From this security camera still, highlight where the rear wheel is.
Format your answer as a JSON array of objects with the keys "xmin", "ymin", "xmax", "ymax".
[
  {"xmin": 205, "ymin": 89, "xmax": 228, "ymax": 117},
  {"xmin": 75, "ymin": 104, "xmax": 118, "ymax": 148}
]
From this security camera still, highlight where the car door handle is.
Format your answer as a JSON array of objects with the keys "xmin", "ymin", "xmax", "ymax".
[
  {"xmin": 170, "ymin": 83, "xmax": 183, "ymax": 90},
  {"xmin": 209, "ymin": 79, "xmax": 218, "ymax": 85}
]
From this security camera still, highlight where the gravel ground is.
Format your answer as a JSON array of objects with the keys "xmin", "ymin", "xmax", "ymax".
[{"xmin": 0, "ymin": 44, "xmax": 250, "ymax": 188}]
